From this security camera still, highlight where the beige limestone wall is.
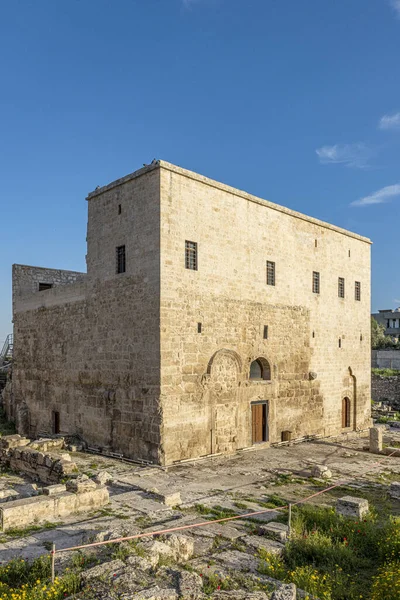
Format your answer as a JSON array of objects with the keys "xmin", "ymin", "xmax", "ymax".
[
  {"xmin": 12, "ymin": 169, "xmax": 162, "ymax": 463},
  {"xmin": 12, "ymin": 265, "xmax": 86, "ymax": 312},
  {"xmin": 159, "ymin": 165, "xmax": 371, "ymax": 463}
]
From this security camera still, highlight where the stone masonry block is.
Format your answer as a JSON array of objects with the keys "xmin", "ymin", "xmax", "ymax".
[
  {"xmin": 66, "ymin": 478, "xmax": 97, "ymax": 494},
  {"xmin": 0, "ymin": 486, "xmax": 109, "ymax": 531},
  {"xmin": 43, "ymin": 484, "xmax": 67, "ymax": 496},
  {"xmin": 389, "ymin": 482, "xmax": 400, "ymax": 500},
  {"xmin": 259, "ymin": 522, "xmax": 289, "ymax": 542},
  {"xmin": 369, "ymin": 427, "xmax": 384, "ymax": 453},
  {"xmin": 336, "ymin": 496, "xmax": 369, "ymax": 519}
]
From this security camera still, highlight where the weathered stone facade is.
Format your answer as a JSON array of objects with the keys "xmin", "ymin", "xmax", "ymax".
[{"xmin": 8, "ymin": 161, "xmax": 372, "ymax": 465}]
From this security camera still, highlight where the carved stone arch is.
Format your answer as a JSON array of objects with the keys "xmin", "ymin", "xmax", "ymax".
[{"xmin": 207, "ymin": 349, "xmax": 242, "ymax": 377}]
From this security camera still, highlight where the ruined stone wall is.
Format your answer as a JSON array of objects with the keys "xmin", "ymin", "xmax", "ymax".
[
  {"xmin": 159, "ymin": 165, "xmax": 371, "ymax": 463},
  {"xmin": 372, "ymin": 374, "xmax": 400, "ymax": 407},
  {"xmin": 12, "ymin": 169, "xmax": 162, "ymax": 463}
]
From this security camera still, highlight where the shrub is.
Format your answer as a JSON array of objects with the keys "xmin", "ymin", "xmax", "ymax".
[{"xmin": 370, "ymin": 561, "xmax": 400, "ymax": 600}]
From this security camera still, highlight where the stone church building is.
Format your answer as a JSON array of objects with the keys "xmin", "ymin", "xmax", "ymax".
[{"xmin": 8, "ymin": 161, "xmax": 372, "ymax": 465}]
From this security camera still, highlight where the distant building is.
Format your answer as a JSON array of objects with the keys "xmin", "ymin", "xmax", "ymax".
[{"xmin": 372, "ymin": 308, "xmax": 400, "ymax": 340}]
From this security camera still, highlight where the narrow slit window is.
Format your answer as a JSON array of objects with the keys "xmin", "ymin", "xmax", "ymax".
[
  {"xmin": 53, "ymin": 411, "xmax": 60, "ymax": 434},
  {"xmin": 116, "ymin": 245, "xmax": 126, "ymax": 274},
  {"xmin": 312, "ymin": 271, "xmax": 320, "ymax": 294},
  {"xmin": 263, "ymin": 325, "xmax": 268, "ymax": 339},
  {"xmin": 315, "ymin": 239, "xmax": 318, "ymax": 248},
  {"xmin": 339, "ymin": 338, "xmax": 342, "ymax": 348},
  {"xmin": 355, "ymin": 281, "xmax": 361, "ymax": 301},
  {"xmin": 118, "ymin": 204, "xmax": 122, "ymax": 215},
  {"xmin": 197, "ymin": 322, "xmax": 202, "ymax": 333},
  {"xmin": 266, "ymin": 261, "xmax": 275, "ymax": 286},
  {"xmin": 338, "ymin": 277, "xmax": 345, "ymax": 298},
  {"xmin": 38, "ymin": 283, "xmax": 53, "ymax": 291},
  {"xmin": 185, "ymin": 241, "xmax": 197, "ymax": 270}
]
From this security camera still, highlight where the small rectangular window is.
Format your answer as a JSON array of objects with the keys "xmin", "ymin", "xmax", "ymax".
[
  {"xmin": 118, "ymin": 204, "xmax": 122, "ymax": 215},
  {"xmin": 52, "ymin": 411, "xmax": 60, "ymax": 434},
  {"xmin": 38, "ymin": 283, "xmax": 53, "ymax": 291},
  {"xmin": 263, "ymin": 325, "xmax": 269, "ymax": 339},
  {"xmin": 338, "ymin": 277, "xmax": 345, "ymax": 298},
  {"xmin": 185, "ymin": 241, "xmax": 197, "ymax": 270},
  {"xmin": 197, "ymin": 322, "xmax": 202, "ymax": 333},
  {"xmin": 266, "ymin": 261, "xmax": 275, "ymax": 286},
  {"xmin": 116, "ymin": 245, "xmax": 126, "ymax": 274},
  {"xmin": 355, "ymin": 281, "xmax": 361, "ymax": 301},
  {"xmin": 312, "ymin": 271, "xmax": 320, "ymax": 294}
]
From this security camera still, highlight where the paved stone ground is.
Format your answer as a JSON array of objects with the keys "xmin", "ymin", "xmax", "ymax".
[{"xmin": 0, "ymin": 431, "xmax": 399, "ymax": 565}]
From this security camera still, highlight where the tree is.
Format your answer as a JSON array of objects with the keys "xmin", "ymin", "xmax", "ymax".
[{"xmin": 371, "ymin": 317, "xmax": 386, "ymax": 349}]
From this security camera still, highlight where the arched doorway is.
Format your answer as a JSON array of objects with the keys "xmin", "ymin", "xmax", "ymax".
[{"xmin": 342, "ymin": 397, "xmax": 351, "ymax": 428}]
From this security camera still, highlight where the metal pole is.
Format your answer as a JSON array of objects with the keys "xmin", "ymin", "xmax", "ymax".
[
  {"xmin": 288, "ymin": 503, "xmax": 292, "ymax": 539},
  {"xmin": 51, "ymin": 543, "xmax": 55, "ymax": 584}
]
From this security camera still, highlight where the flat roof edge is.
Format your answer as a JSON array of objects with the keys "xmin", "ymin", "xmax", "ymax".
[
  {"xmin": 86, "ymin": 159, "xmax": 372, "ymax": 244},
  {"xmin": 13, "ymin": 264, "xmax": 86, "ymax": 275}
]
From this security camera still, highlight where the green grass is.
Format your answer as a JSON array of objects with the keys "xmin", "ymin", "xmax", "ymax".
[
  {"xmin": 257, "ymin": 503, "xmax": 400, "ymax": 600},
  {"xmin": 372, "ymin": 368, "xmax": 400, "ymax": 377},
  {"xmin": 194, "ymin": 504, "xmax": 239, "ymax": 519},
  {"xmin": 0, "ymin": 554, "xmax": 82, "ymax": 599},
  {"xmin": 3, "ymin": 521, "xmax": 60, "ymax": 539}
]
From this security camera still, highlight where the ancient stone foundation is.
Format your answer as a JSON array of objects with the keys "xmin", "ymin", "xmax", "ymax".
[
  {"xmin": 0, "ymin": 485, "xmax": 109, "ymax": 531},
  {"xmin": 0, "ymin": 435, "xmax": 77, "ymax": 483}
]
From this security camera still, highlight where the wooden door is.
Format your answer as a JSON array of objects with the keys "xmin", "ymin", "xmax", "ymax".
[
  {"xmin": 252, "ymin": 404, "xmax": 266, "ymax": 443},
  {"xmin": 342, "ymin": 398, "xmax": 350, "ymax": 428}
]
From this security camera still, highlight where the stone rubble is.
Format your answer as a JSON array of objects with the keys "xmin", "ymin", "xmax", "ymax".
[
  {"xmin": 310, "ymin": 464, "xmax": 332, "ymax": 479},
  {"xmin": 0, "ymin": 435, "xmax": 77, "ymax": 484}
]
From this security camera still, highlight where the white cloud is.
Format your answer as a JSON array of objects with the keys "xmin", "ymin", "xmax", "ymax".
[
  {"xmin": 390, "ymin": 0, "xmax": 400, "ymax": 17},
  {"xmin": 350, "ymin": 183, "xmax": 400, "ymax": 207},
  {"xmin": 379, "ymin": 112, "xmax": 400, "ymax": 130},
  {"xmin": 315, "ymin": 143, "xmax": 372, "ymax": 168}
]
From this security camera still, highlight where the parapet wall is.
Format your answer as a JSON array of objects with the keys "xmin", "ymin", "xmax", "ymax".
[{"xmin": 12, "ymin": 264, "xmax": 86, "ymax": 312}]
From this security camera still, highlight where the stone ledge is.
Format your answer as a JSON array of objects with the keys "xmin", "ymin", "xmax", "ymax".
[{"xmin": 0, "ymin": 485, "xmax": 109, "ymax": 531}]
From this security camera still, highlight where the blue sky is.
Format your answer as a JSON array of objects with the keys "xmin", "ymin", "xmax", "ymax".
[{"xmin": 1, "ymin": 0, "xmax": 400, "ymax": 343}]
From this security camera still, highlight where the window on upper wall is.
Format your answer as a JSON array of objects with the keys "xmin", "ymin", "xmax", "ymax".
[
  {"xmin": 312, "ymin": 271, "xmax": 320, "ymax": 294},
  {"xmin": 266, "ymin": 261, "xmax": 275, "ymax": 286},
  {"xmin": 185, "ymin": 241, "xmax": 197, "ymax": 270},
  {"xmin": 338, "ymin": 277, "xmax": 345, "ymax": 298},
  {"xmin": 38, "ymin": 283, "xmax": 53, "ymax": 291},
  {"xmin": 116, "ymin": 245, "xmax": 126, "ymax": 274},
  {"xmin": 355, "ymin": 281, "xmax": 361, "ymax": 301}
]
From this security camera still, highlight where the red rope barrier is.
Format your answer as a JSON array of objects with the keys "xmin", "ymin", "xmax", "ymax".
[{"xmin": 53, "ymin": 448, "xmax": 398, "ymax": 555}]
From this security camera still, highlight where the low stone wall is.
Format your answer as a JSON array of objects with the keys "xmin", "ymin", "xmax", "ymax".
[
  {"xmin": 372, "ymin": 350, "xmax": 400, "ymax": 369},
  {"xmin": 0, "ymin": 485, "xmax": 109, "ymax": 531},
  {"xmin": 0, "ymin": 435, "xmax": 78, "ymax": 483},
  {"xmin": 372, "ymin": 374, "xmax": 400, "ymax": 408}
]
